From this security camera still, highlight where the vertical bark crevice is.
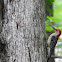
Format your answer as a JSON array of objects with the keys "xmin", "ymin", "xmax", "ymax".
[
  {"xmin": 0, "ymin": 34, "xmax": 8, "ymax": 62},
  {"xmin": 0, "ymin": 0, "xmax": 4, "ymax": 20},
  {"xmin": 1, "ymin": 0, "xmax": 4, "ymax": 19},
  {"xmin": 0, "ymin": 0, "xmax": 5, "ymax": 33},
  {"xmin": 0, "ymin": 1, "xmax": 8, "ymax": 61},
  {"xmin": 28, "ymin": 47, "xmax": 31, "ymax": 62}
]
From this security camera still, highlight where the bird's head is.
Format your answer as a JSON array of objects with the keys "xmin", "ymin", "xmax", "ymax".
[{"xmin": 52, "ymin": 27, "xmax": 61, "ymax": 38}]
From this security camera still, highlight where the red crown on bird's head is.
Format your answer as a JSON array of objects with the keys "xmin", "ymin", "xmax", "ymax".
[
  {"xmin": 55, "ymin": 28, "xmax": 61, "ymax": 35},
  {"xmin": 55, "ymin": 28, "xmax": 61, "ymax": 38},
  {"xmin": 51, "ymin": 26, "xmax": 61, "ymax": 38}
]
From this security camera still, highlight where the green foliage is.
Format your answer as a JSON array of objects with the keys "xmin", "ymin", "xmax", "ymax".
[
  {"xmin": 46, "ymin": 0, "xmax": 54, "ymax": 4},
  {"xmin": 45, "ymin": 16, "xmax": 62, "ymax": 32},
  {"xmin": 46, "ymin": 0, "xmax": 62, "ymax": 32}
]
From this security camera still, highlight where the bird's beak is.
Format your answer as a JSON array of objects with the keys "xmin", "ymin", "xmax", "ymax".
[{"xmin": 51, "ymin": 26, "xmax": 55, "ymax": 30}]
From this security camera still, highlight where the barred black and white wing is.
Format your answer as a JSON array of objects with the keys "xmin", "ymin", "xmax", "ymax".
[{"xmin": 50, "ymin": 36, "xmax": 58, "ymax": 55}]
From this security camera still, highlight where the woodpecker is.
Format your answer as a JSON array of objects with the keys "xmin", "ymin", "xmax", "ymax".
[{"xmin": 47, "ymin": 27, "xmax": 61, "ymax": 61}]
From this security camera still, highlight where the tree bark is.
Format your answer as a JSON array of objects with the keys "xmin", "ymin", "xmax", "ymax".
[{"xmin": 0, "ymin": 0, "xmax": 47, "ymax": 62}]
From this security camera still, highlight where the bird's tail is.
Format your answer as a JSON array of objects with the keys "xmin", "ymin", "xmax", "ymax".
[{"xmin": 47, "ymin": 47, "xmax": 51, "ymax": 62}]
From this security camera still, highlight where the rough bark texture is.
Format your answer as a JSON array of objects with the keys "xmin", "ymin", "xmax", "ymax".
[
  {"xmin": 0, "ymin": 0, "xmax": 4, "ymax": 33},
  {"xmin": 0, "ymin": 0, "xmax": 47, "ymax": 62}
]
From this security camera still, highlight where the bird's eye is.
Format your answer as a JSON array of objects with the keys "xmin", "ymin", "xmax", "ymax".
[{"xmin": 56, "ymin": 30, "xmax": 58, "ymax": 31}]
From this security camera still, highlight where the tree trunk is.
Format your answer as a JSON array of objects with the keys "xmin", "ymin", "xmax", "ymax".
[{"xmin": 0, "ymin": 0, "xmax": 47, "ymax": 62}]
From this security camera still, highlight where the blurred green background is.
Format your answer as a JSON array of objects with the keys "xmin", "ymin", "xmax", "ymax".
[{"xmin": 46, "ymin": 0, "xmax": 62, "ymax": 38}]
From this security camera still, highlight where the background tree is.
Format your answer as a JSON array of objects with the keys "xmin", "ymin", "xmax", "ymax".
[{"xmin": 0, "ymin": 0, "xmax": 47, "ymax": 62}]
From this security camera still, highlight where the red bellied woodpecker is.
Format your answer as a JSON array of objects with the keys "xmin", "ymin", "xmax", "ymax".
[{"xmin": 47, "ymin": 27, "xmax": 61, "ymax": 61}]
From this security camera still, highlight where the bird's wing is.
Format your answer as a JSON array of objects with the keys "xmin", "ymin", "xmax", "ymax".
[{"xmin": 50, "ymin": 36, "xmax": 58, "ymax": 55}]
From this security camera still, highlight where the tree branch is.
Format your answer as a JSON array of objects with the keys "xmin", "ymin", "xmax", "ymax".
[{"xmin": 51, "ymin": 56, "xmax": 62, "ymax": 58}]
